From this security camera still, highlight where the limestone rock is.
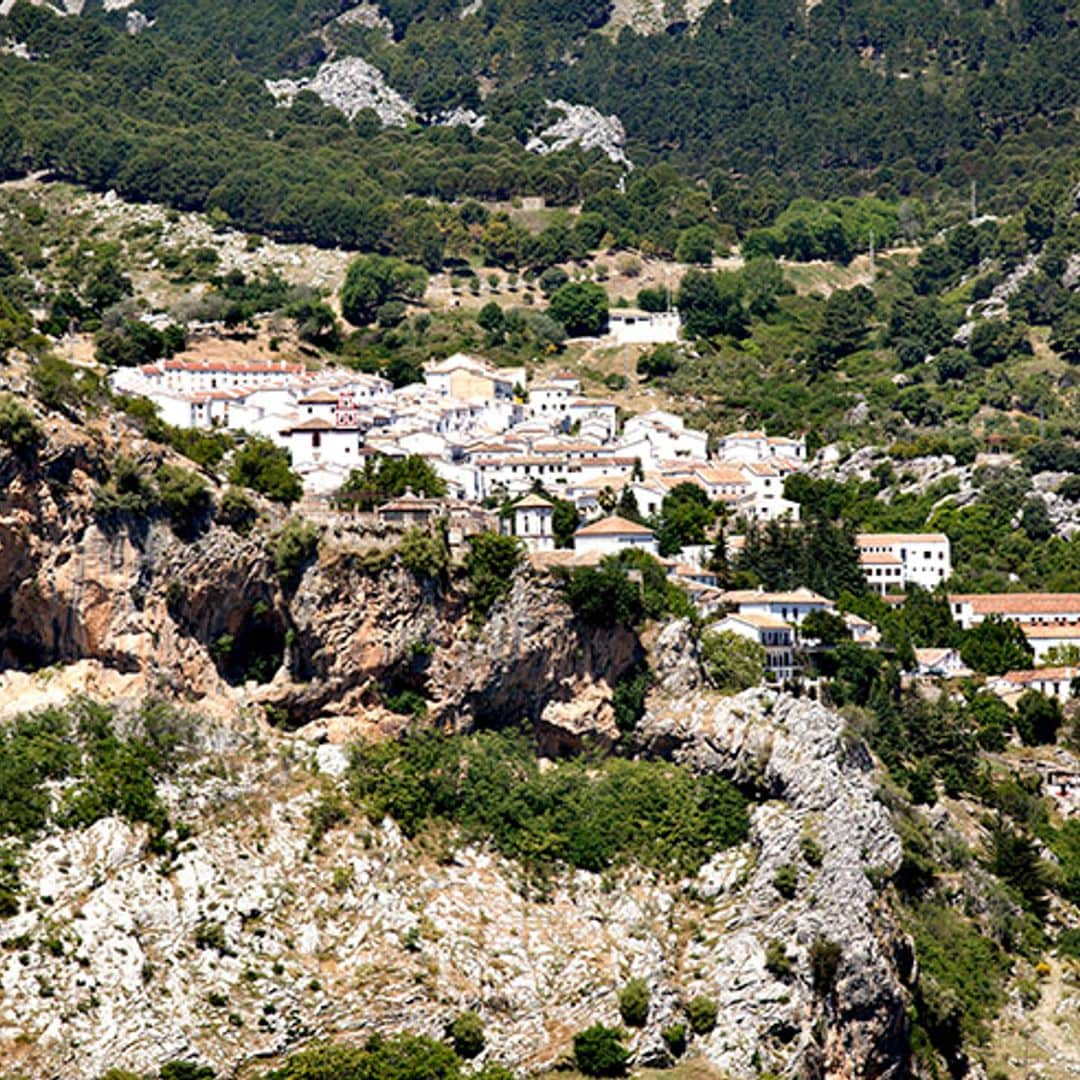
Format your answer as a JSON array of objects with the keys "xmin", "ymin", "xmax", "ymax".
[
  {"xmin": 526, "ymin": 100, "xmax": 631, "ymax": 168},
  {"xmin": 0, "ymin": 690, "xmax": 912, "ymax": 1080},
  {"xmin": 266, "ymin": 57, "xmax": 416, "ymax": 126},
  {"xmin": 650, "ymin": 617, "xmax": 704, "ymax": 696}
]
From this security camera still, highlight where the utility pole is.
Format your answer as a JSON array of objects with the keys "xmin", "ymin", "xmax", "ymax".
[
  {"xmin": 868, "ymin": 228, "xmax": 875, "ymax": 282},
  {"xmin": 970, "ymin": 179, "xmax": 977, "ymax": 222}
]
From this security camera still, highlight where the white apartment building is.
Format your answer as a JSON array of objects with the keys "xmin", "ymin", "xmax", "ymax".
[
  {"xmin": 859, "ymin": 552, "xmax": 905, "ymax": 595},
  {"xmin": 712, "ymin": 613, "xmax": 797, "ymax": 681},
  {"xmin": 135, "ymin": 358, "xmax": 305, "ymax": 394},
  {"xmin": 950, "ymin": 593, "xmax": 1080, "ymax": 631},
  {"xmin": 856, "ymin": 533, "xmax": 951, "ymax": 591}
]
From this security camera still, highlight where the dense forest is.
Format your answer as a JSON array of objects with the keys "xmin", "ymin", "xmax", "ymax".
[{"xmin": 0, "ymin": 0, "xmax": 1076, "ymax": 258}]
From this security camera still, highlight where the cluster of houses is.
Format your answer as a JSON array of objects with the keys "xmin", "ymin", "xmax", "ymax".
[
  {"xmin": 110, "ymin": 352, "xmax": 806, "ymax": 524},
  {"xmin": 896, "ymin": 591, "xmax": 1080, "ymax": 708},
  {"xmin": 110, "ymin": 351, "xmax": 1080, "ymax": 713}
]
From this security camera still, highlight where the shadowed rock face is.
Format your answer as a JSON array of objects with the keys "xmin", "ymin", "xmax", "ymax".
[{"xmin": 0, "ymin": 428, "xmax": 640, "ymax": 741}]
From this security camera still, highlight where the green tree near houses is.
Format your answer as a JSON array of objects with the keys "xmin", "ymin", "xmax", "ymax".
[{"xmin": 548, "ymin": 281, "xmax": 609, "ymax": 337}]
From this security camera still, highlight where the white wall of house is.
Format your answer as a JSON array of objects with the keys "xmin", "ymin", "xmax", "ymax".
[
  {"xmin": 607, "ymin": 309, "xmax": 681, "ymax": 345},
  {"xmin": 858, "ymin": 535, "xmax": 951, "ymax": 590},
  {"xmin": 713, "ymin": 614, "xmax": 796, "ymax": 681},
  {"xmin": 511, "ymin": 504, "xmax": 555, "ymax": 552},
  {"xmin": 285, "ymin": 426, "xmax": 362, "ymax": 472},
  {"xmin": 574, "ymin": 531, "xmax": 658, "ymax": 558}
]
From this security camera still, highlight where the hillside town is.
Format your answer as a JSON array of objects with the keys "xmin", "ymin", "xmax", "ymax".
[{"xmin": 107, "ymin": 347, "xmax": 1080, "ymax": 711}]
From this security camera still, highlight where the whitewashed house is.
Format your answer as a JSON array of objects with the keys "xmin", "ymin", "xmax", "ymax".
[
  {"xmin": 949, "ymin": 593, "xmax": 1080, "ymax": 631},
  {"xmin": 856, "ymin": 534, "xmax": 951, "ymax": 591},
  {"xmin": 712, "ymin": 613, "xmax": 797, "ymax": 681},
  {"xmin": 722, "ymin": 587, "xmax": 835, "ymax": 627},
  {"xmin": 715, "ymin": 430, "xmax": 807, "ymax": 465},
  {"xmin": 508, "ymin": 493, "xmax": 556, "ymax": 552},
  {"xmin": 607, "ymin": 308, "xmax": 681, "ymax": 345},
  {"xmin": 620, "ymin": 411, "xmax": 708, "ymax": 467},
  {"xmin": 992, "ymin": 667, "xmax": 1080, "ymax": 704},
  {"xmin": 912, "ymin": 648, "xmax": 971, "ymax": 678},
  {"xmin": 567, "ymin": 398, "xmax": 618, "ymax": 442},
  {"xmin": 528, "ymin": 382, "xmax": 575, "ymax": 427},
  {"xmin": 1024, "ymin": 623, "xmax": 1080, "ymax": 664},
  {"xmin": 281, "ymin": 417, "xmax": 362, "ymax": 472},
  {"xmin": 573, "ymin": 515, "xmax": 658, "ymax": 557}
]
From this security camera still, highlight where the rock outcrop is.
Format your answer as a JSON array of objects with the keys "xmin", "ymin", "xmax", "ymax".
[
  {"xmin": 639, "ymin": 689, "xmax": 910, "ymax": 1079},
  {"xmin": 0, "ymin": 687, "xmax": 912, "ymax": 1080},
  {"xmin": 526, "ymin": 100, "xmax": 631, "ymax": 169},
  {"xmin": 266, "ymin": 57, "xmax": 417, "ymax": 126},
  {"xmin": 0, "ymin": 412, "xmax": 639, "ymax": 742}
]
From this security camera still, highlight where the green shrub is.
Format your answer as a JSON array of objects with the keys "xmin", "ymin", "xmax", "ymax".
[
  {"xmin": 384, "ymin": 690, "xmax": 428, "ymax": 719},
  {"xmin": 155, "ymin": 464, "xmax": 212, "ymax": 535},
  {"xmin": 308, "ymin": 788, "xmax": 349, "ymax": 848},
  {"xmin": 0, "ymin": 846, "xmax": 21, "ymax": 917},
  {"xmin": 262, "ymin": 1035, "xmax": 461, "ymax": 1080},
  {"xmin": 907, "ymin": 901, "xmax": 1010, "ymax": 1052},
  {"xmin": 572, "ymin": 1024, "xmax": 629, "ymax": 1078},
  {"xmin": 93, "ymin": 455, "xmax": 158, "ymax": 520},
  {"xmin": 809, "ymin": 937, "xmax": 843, "ymax": 996},
  {"xmin": 31, "ymin": 355, "xmax": 101, "ymax": 414},
  {"xmin": 229, "ymin": 435, "xmax": 302, "ymax": 504},
  {"xmin": 217, "ymin": 487, "xmax": 257, "ymax": 534},
  {"xmin": 448, "ymin": 1011, "xmax": 485, "ymax": 1059},
  {"xmin": 772, "ymin": 863, "xmax": 798, "ymax": 899},
  {"xmin": 564, "ymin": 560, "xmax": 644, "ymax": 627},
  {"xmin": 0, "ymin": 394, "xmax": 40, "ymax": 454},
  {"xmin": 800, "ymin": 834, "xmax": 824, "ymax": 867},
  {"xmin": 397, "ymin": 526, "xmax": 450, "ymax": 580},
  {"xmin": 159, "ymin": 1063, "xmax": 216, "ymax": 1080},
  {"xmin": 348, "ymin": 730, "xmax": 748, "ymax": 878},
  {"xmin": 194, "ymin": 921, "xmax": 228, "ymax": 955},
  {"xmin": 1056, "ymin": 927, "xmax": 1080, "ymax": 959},
  {"xmin": 660, "ymin": 1023, "xmax": 687, "ymax": 1057},
  {"xmin": 1015, "ymin": 690, "xmax": 1062, "ymax": 746},
  {"xmin": 617, "ymin": 977, "xmax": 649, "ymax": 1027},
  {"xmin": 270, "ymin": 518, "xmax": 319, "ymax": 587},
  {"xmin": 700, "ymin": 630, "xmax": 766, "ymax": 693},
  {"xmin": 686, "ymin": 995, "xmax": 718, "ymax": 1035},
  {"xmin": 765, "ymin": 938, "xmax": 794, "ymax": 979},
  {"xmin": 612, "ymin": 667, "xmax": 651, "ymax": 735},
  {"xmin": 464, "ymin": 532, "xmax": 523, "ymax": 620}
]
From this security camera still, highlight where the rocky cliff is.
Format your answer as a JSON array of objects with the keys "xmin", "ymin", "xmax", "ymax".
[
  {"xmin": 0, "ymin": 685, "xmax": 911, "ymax": 1080},
  {"xmin": 0, "ymin": 408, "xmax": 638, "ymax": 743},
  {"xmin": 0, "ymin": 409, "xmax": 912, "ymax": 1078}
]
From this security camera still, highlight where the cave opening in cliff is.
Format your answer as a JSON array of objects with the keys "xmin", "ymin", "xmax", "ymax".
[{"xmin": 211, "ymin": 602, "xmax": 287, "ymax": 687}]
